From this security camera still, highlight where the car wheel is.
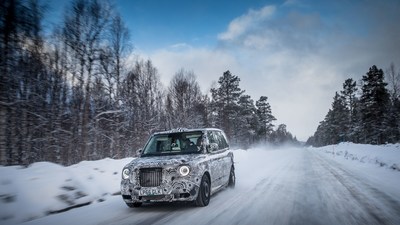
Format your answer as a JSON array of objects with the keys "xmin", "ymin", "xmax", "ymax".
[
  {"xmin": 195, "ymin": 174, "xmax": 211, "ymax": 207},
  {"xmin": 126, "ymin": 202, "xmax": 142, "ymax": 208},
  {"xmin": 228, "ymin": 166, "xmax": 235, "ymax": 188}
]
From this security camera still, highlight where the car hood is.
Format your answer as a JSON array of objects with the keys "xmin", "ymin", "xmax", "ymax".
[{"xmin": 126, "ymin": 154, "xmax": 206, "ymax": 169}]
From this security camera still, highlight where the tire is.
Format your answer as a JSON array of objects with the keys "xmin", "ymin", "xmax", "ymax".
[
  {"xmin": 195, "ymin": 174, "xmax": 211, "ymax": 207},
  {"xmin": 228, "ymin": 166, "xmax": 235, "ymax": 188},
  {"xmin": 126, "ymin": 202, "xmax": 142, "ymax": 208}
]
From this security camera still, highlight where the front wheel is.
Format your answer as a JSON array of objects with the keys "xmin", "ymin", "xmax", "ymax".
[{"xmin": 195, "ymin": 174, "xmax": 211, "ymax": 207}]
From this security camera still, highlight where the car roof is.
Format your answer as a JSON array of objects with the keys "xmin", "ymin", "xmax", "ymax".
[{"xmin": 152, "ymin": 128, "xmax": 223, "ymax": 135}]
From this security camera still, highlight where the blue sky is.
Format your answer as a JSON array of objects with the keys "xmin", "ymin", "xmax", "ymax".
[
  {"xmin": 47, "ymin": 0, "xmax": 400, "ymax": 141},
  {"xmin": 117, "ymin": 0, "xmax": 281, "ymax": 50}
]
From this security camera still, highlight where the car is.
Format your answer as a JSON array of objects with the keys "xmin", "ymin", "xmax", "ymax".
[{"xmin": 120, "ymin": 128, "xmax": 235, "ymax": 207}]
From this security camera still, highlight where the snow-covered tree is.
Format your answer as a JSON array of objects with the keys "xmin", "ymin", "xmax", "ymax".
[
  {"xmin": 255, "ymin": 96, "xmax": 276, "ymax": 142},
  {"xmin": 0, "ymin": 1, "xmax": 294, "ymax": 165},
  {"xmin": 0, "ymin": 0, "xmax": 48, "ymax": 165},
  {"xmin": 233, "ymin": 95, "xmax": 257, "ymax": 147},
  {"xmin": 270, "ymin": 124, "xmax": 298, "ymax": 145},
  {"xmin": 340, "ymin": 78, "xmax": 360, "ymax": 142},
  {"xmin": 330, "ymin": 92, "xmax": 350, "ymax": 142},
  {"xmin": 308, "ymin": 65, "xmax": 399, "ymax": 147},
  {"xmin": 360, "ymin": 65, "xmax": 391, "ymax": 144},
  {"xmin": 166, "ymin": 69, "xmax": 204, "ymax": 129},
  {"xmin": 385, "ymin": 63, "xmax": 400, "ymax": 142},
  {"xmin": 121, "ymin": 59, "xmax": 164, "ymax": 152},
  {"xmin": 309, "ymin": 92, "xmax": 349, "ymax": 146},
  {"xmin": 211, "ymin": 70, "xmax": 244, "ymax": 140}
]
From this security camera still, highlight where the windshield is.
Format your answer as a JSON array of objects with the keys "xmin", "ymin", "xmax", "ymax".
[{"xmin": 142, "ymin": 131, "xmax": 203, "ymax": 156}]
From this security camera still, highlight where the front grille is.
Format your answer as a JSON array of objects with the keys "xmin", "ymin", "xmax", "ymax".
[{"xmin": 139, "ymin": 168, "xmax": 162, "ymax": 187}]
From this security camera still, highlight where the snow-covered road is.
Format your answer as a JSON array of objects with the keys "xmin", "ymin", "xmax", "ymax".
[{"xmin": 20, "ymin": 147, "xmax": 400, "ymax": 225}]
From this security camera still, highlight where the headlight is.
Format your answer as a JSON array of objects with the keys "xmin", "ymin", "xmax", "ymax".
[
  {"xmin": 122, "ymin": 168, "xmax": 130, "ymax": 180},
  {"xmin": 178, "ymin": 165, "xmax": 190, "ymax": 176}
]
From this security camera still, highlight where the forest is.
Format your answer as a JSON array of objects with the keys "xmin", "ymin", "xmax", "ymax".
[
  {"xmin": 0, "ymin": 0, "xmax": 298, "ymax": 166},
  {"xmin": 307, "ymin": 64, "xmax": 400, "ymax": 147}
]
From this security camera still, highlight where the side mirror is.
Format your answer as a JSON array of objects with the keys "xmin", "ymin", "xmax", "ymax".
[
  {"xmin": 209, "ymin": 143, "xmax": 219, "ymax": 152},
  {"xmin": 136, "ymin": 149, "xmax": 142, "ymax": 157}
]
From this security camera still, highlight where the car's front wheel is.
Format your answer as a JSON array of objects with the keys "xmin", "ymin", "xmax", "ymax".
[
  {"xmin": 195, "ymin": 174, "xmax": 211, "ymax": 207},
  {"xmin": 126, "ymin": 202, "xmax": 142, "ymax": 208}
]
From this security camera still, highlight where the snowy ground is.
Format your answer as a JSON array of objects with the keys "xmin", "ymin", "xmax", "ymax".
[
  {"xmin": 1, "ymin": 143, "xmax": 400, "ymax": 225},
  {"xmin": 309, "ymin": 142, "xmax": 400, "ymax": 171},
  {"xmin": 0, "ymin": 158, "xmax": 134, "ymax": 224}
]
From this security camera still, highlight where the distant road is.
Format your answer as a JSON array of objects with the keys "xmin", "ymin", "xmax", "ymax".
[{"xmin": 22, "ymin": 148, "xmax": 400, "ymax": 225}]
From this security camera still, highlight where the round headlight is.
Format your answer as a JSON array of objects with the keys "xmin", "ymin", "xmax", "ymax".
[
  {"xmin": 179, "ymin": 165, "xmax": 190, "ymax": 176},
  {"xmin": 122, "ymin": 168, "xmax": 130, "ymax": 180}
]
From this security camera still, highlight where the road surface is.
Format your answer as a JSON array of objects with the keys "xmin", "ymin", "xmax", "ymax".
[{"xmin": 22, "ymin": 147, "xmax": 400, "ymax": 225}]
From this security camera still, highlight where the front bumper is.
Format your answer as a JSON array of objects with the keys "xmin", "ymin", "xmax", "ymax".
[
  {"xmin": 120, "ymin": 165, "xmax": 204, "ymax": 204},
  {"xmin": 121, "ymin": 178, "xmax": 200, "ymax": 203}
]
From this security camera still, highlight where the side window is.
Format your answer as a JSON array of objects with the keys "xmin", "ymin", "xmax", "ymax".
[
  {"xmin": 207, "ymin": 131, "xmax": 228, "ymax": 152},
  {"xmin": 207, "ymin": 131, "xmax": 217, "ymax": 152},
  {"xmin": 215, "ymin": 131, "xmax": 228, "ymax": 149},
  {"xmin": 207, "ymin": 131, "xmax": 216, "ymax": 145}
]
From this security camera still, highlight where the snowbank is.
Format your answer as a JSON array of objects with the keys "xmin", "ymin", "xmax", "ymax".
[
  {"xmin": 0, "ymin": 158, "xmax": 133, "ymax": 224},
  {"xmin": 309, "ymin": 142, "xmax": 400, "ymax": 171}
]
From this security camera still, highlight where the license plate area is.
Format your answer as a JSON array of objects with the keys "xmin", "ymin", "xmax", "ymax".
[{"xmin": 139, "ymin": 188, "xmax": 163, "ymax": 196}]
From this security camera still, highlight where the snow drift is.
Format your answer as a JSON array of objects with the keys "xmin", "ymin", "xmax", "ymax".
[
  {"xmin": 309, "ymin": 142, "xmax": 400, "ymax": 171},
  {"xmin": 0, "ymin": 158, "xmax": 133, "ymax": 224}
]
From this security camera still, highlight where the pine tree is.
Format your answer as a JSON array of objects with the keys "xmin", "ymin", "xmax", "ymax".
[
  {"xmin": 255, "ymin": 96, "xmax": 276, "ymax": 142},
  {"xmin": 385, "ymin": 63, "xmax": 400, "ymax": 143},
  {"xmin": 270, "ymin": 124, "xmax": 297, "ymax": 145},
  {"xmin": 308, "ymin": 119, "xmax": 330, "ymax": 147},
  {"xmin": 307, "ymin": 92, "xmax": 350, "ymax": 146},
  {"xmin": 360, "ymin": 65, "xmax": 391, "ymax": 144},
  {"xmin": 234, "ymin": 95, "xmax": 257, "ymax": 147},
  {"xmin": 340, "ymin": 78, "xmax": 359, "ymax": 142},
  {"xmin": 330, "ymin": 92, "xmax": 350, "ymax": 143},
  {"xmin": 386, "ymin": 97, "xmax": 400, "ymax": 143},
  {"xmin": 210, "ymin": 70, "xmax": 244, "ymax": 140}
]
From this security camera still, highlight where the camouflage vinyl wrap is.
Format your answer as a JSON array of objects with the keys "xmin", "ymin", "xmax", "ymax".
[
  {"xmin": 120, "ymin": 128, "xmax": 234, "ymax": 205},
  {"xmin": 121, "ymin": 154, "xmax": 210, "ymax": 203}
]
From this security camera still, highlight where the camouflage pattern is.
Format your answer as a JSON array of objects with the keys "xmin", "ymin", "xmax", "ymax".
[{"xmin": 120, "ymin": 128, "xmax": 234, "ymax": 205}]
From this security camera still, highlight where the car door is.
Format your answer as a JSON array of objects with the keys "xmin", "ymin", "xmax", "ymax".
[
  {"xmin": 214, "ymin": 131, "xmax": 232, "ymax": 184},
  {"xmin": 207, "ymin": 130, "xmax": 230, "ymax": 190}
]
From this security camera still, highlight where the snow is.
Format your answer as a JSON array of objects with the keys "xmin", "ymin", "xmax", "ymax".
[
  {"xmin": 1, "ymin": 143, "xmax": 400, "ymax": 225},
  {"xmin": 309, "ymin": 142, "xmax": 400, "ymax": 171},
  {"xmin": 309, "ymin": 143, "xmax": 400, "ymax": 199},
  {"xmin": 0, "ymin": 158, "xmax": 133, "ymax": 224}
]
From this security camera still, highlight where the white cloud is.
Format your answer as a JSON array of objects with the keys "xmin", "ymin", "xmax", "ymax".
[
  {"xmin": 145, "ymin": 46, "xmax": 239, "ymax": 93},
  {"xmin": 168, "ymin": 43, "xmax": 193, "ymax": 51},
  {"xmin": 218, "ymin": 5, "xmax": 276, "ymax": 41},
  {"xmin": 134, "ymin": 1, "xmax": 400, "ymax": 141},
  {"xmin": 242, "ymin": 34, "xmax": 273, "ymax": 49},
  {"xmin": 283, "ymin": 0, "xmax": 299, "ymax": 7},
  {"xmin": 140, "ymin": 43, "xmax": 341, "ymax": 141}
]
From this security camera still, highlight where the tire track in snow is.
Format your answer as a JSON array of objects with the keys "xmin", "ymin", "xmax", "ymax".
[{"xmin": 312, "ymin": 151, "xmax": 400, "ymax": 225}]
